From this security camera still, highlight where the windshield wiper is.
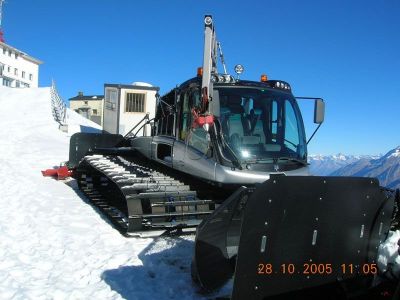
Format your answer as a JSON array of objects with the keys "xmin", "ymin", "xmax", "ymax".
[
  {"xmin": 214, "ymin": 120, "xmax": 242, "ymax": 169},
  {"xmin": 275, "ymin": 157, "xmax": 308, "ymax": 166},
  {"xmin": 243, "ymin": 158, "xmax": 274, "ymax": 164},
  {"xmin": 224, "ymin": 142, "xmax": 243, "ymax": 169}
]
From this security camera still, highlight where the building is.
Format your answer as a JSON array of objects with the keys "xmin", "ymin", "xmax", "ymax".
[
  {"xmin": 69, "ymin": 92, "xmax": 104, "ymax": 126},
  {"xmin": 0, "ymin": 41, "xmax": 42, "ymax": 88},
  {"xmin": 103, "ymin": 82, "xmax": 159, "ymax": 136}
]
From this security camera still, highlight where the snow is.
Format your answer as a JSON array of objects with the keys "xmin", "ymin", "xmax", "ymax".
[
  {"xmin": 66, "ymin": 108, "xmax": 101, "ymax": 129},
  {"xmin": 378, "ymin": 231, "xmax": 400, "ymax": 278},
  {"xmin": 65, "ymin": 108, "xmax": 102, "ymax": 136},
  {"xmin": 332, "ymin": 153, "xmax": 347, "ymax": 161},
  {"xmin": 389, "ymin": 147, "xmax": 400, "ymax": 158},
  {"xmin": 0, "ymin": 86, "xmax": 220, "ymax": 300},
  {"xmin": 0, "ymin": 85, "xmax": 398, "ymax": 299},
  {"xmin": 131, "ymin": 82, "xmax": 153, "ymax": 87}
]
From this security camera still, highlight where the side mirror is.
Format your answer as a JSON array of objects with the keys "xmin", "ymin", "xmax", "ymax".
[{"xmin": 314, "ymin": 99, "xmax": 325, "ymax": 124}]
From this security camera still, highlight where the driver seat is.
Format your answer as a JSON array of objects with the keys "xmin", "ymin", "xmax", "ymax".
[{"xmin": 227, "ymin": 104, "xmax": 244, "ymax": 147}]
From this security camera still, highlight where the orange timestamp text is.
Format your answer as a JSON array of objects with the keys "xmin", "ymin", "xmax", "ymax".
[{"xmin": 257, "ymin": 263, "xmax": 378, "ymax": 275}]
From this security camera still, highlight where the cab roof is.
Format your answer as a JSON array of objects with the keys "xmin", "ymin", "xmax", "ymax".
[{"xmin": 177, "ymin": 77, "xmax": 293, "ymax": 95}]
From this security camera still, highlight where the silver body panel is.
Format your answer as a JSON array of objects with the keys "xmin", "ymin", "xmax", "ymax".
[{"xmin": 131, "ymin": 136, "xmax": 310, "ymax": 185}]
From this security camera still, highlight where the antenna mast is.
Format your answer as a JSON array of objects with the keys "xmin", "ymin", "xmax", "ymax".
[{"xmin": 0, "ymin": 0, "xmax": 5, "ymax": 42}]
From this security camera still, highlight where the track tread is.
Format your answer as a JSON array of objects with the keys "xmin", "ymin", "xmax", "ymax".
[{"xmin": 75, "ymin": 154, "xmax": 215, "ymax": 236}]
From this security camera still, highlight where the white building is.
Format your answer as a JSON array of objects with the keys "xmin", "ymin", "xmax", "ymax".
[
  {"xmin": 0, "ymin": 41, "xmax": 42, "ymax": 88},
  {"xmin": 103, "ymin": 82, "xmax": 159, "ymax": 136}
]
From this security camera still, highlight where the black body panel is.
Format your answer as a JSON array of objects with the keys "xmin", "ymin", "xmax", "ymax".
[{"xmin": 68, "ymin": 132, "xmax": 124, "ymax": 168}]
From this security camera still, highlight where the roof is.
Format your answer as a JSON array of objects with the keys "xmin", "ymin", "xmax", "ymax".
[
  {"xmin": 104, "ymin": 83, "xmax": 160, "ymax": 92},
  {"xmin": 0, "ymin": 41, "xmax": 43, "ymax": 65},
  {"xmin": 69, "ymin": 95, "xmax": 104, "ymax": 101}
]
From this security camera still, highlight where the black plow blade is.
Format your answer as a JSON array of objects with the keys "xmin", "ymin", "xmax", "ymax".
[
  {"xmin": 68, "ymin": 132, "xmax": 124, "ymax": 168},
  {"xmin": 192, "ymin": 176, "xmax": 396, "ymax": 299}
]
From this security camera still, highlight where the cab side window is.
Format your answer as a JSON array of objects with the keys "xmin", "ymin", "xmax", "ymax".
[
  {"xmin": 179, "ymin": 88, "xmax": 209, "ymax": 154},
  {"xmin": 284, "ymin": 100, "xmax": 300, "ymax": 152}
]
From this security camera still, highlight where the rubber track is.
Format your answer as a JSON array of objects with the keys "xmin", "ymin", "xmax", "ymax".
[{"xmin": 75, "ymin": 154, "xmax": 215, "ymax": 236}]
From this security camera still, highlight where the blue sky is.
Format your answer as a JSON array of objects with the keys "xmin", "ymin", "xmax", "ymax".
[{"xmin": 2, "ymin": 0, "xmax": 399, "ymax": 155}]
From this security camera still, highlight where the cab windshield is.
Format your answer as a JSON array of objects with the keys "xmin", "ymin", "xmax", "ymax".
[{"xmin": 216, "ymin": 87, "xmax": 307, "ymax": 163}]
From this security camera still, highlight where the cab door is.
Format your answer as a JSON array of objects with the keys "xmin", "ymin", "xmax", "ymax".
[
  {"xmin": 172, "ymin": 88, "xmax": 189, "ymax": 170},
  {"xmin": 173, "ymin": 86, "xmax": 216, "ymax": 181}
]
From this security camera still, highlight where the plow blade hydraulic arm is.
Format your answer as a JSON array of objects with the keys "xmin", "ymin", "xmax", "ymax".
[{"xmin": 192, "ymin": 176, "xmax": 396, "ymax": 299}]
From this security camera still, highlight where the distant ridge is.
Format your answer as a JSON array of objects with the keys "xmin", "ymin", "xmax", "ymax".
[
  {"xmin": 330, "ymin": 146, "xmax": 400, "ymax": 189},
  {"xmin": 308, "ymin": 153, "xmax": 380, "ymax": 176}
]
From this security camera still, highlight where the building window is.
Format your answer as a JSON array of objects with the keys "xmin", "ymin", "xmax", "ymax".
[
  {"xmin": 15, "ymin": 53, "xmax": 18, "ymax": 59},
  {"xmin": 84, "ymin": 101, "xmax": 88, "ymax": 105},
  {"xmin": 14, "ymin": 68, "xmax": 18, "ymax": 76},
  {"xmin": 92, "ymin": 109, "xmax": 98, "ymax": 115},
  {"xmin": 22, "ymin": 71, "xmax": 25, "ymax": 78},
  {"xmin": 125, "ymin": 93, "xmax": 145, "ymax": 113},
  {"xmin": 105, "ymin": 89, "xmax": 117, "ymax": 110},
  {"xmin": 7, "ymin": 66, "xmax": 10, "ymax": 72},
  {"xmin": 29, "ymin": 74, "xmax": 33, "ymax": 81},
  {"xmin": 2, "ymin": 48, "xmax": 5, "ymax": 54},
  {"xmin": 3, "ymin": 78, "xmax": 12, "ymax": 87},
  {"xmin": 8, "ymin": 50, "xmax": 11, "ymax": 57}
]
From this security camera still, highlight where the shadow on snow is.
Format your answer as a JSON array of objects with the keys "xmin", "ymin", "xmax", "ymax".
[{"xmin": 101, "ymin": 237, "xmax": 208, "ymax": 300}]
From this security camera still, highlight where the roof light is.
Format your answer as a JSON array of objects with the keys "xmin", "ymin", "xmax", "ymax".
[
  {"xmin": 260, "ymin": 74, "xmax": 268, "ymax": 82},
  {"xmin": 212, "ymin": 74, "xmax": 236, "ymax": 83},
  {"xmin": 204, "ymin": 16, "xmax": 212, "ymax": 26},
  {"xmin": 197, "ymin": 67, "xmax": 203, "ymax": 77},
  {"xmin": 223, "ymin": 74, "xmax": 233, "ymax": 82},
  {"xmin": 234, "ymin": 64, "xmax": 244, "ymax": 75},
  {"xmin": 273, "ymin": 81, "xmax": 291, "ymax": 90}
]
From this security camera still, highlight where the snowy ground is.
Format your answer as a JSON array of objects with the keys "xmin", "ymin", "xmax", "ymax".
[
  {"xmin": 0, "ymin": 86, "xmax": 231, "ymax": 300},
  {"xmin": 0, "ymin": 86, "xmax": 398, "ymax": 299}
]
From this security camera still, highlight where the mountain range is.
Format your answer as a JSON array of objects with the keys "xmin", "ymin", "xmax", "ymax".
[{"xmin": 309, "ymin": 146, "xmax": 400, "ymax": 189}]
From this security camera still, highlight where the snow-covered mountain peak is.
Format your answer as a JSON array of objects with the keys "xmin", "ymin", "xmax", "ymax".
[
  {"xmin": 388, "ymin": 146, "xmax": 400, "ymax": 158},
  {"xmin": 379, "ymin": 146, "xmax": 400, "ymax": 160},
  {"xmin": 332, "ymin": 153, "xmax": 349, "ymax": 161}
]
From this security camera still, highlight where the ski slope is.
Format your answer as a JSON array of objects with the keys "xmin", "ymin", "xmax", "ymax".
[
  {"xmin": 0, "ymin": 86, "xmax": 229, "ymax": 300},
  {"xmin": 0, "ymin": 85, "xmax": 397, "ymax": 299}
]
